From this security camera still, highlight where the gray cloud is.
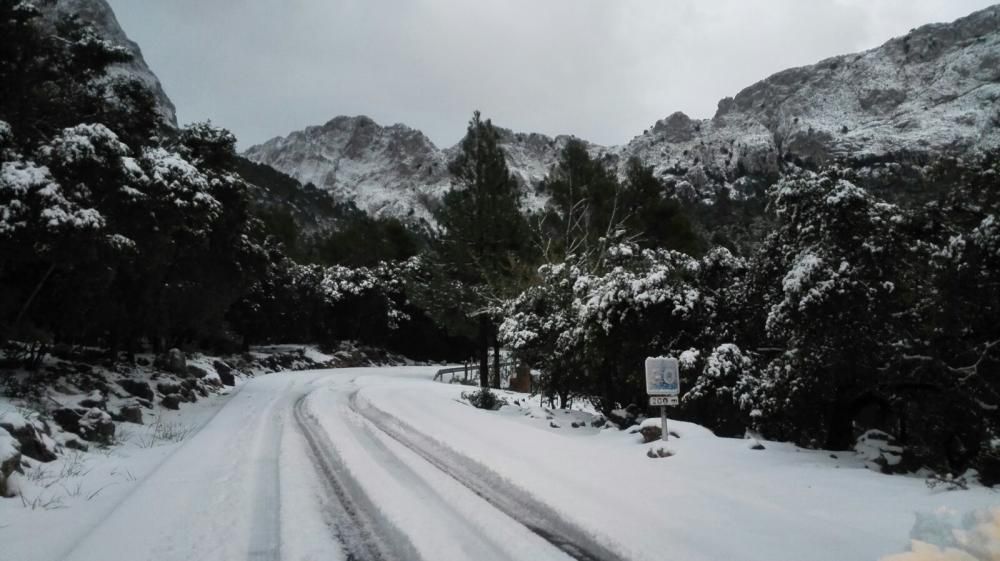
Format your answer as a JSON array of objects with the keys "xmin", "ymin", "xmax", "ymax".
[{"xmin": 106, "ymin": 0, "xmax": 999, "ymax": 149}]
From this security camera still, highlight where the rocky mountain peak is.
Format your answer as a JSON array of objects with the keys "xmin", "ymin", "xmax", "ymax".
[
  {"xmin": 41, "ymin": 0, "xmax": 178, "ymax": 128},
  {"xmin": 246, "ymin": 4, "xmax": 999, "ymax": 222}
]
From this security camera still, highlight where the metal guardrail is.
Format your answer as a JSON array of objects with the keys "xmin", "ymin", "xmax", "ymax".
[{"xmin": 434, "ymin": 361, "xmax": 517, "ymax": 387}]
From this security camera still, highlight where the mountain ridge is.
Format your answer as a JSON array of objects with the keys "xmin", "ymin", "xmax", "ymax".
[{"xmin": 244, "ymin": 4, "xmax": 1000, "ymax": 222}]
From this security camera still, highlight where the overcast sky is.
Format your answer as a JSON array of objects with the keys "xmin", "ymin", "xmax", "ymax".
[{"xmin": 106, "ymin": 0, "xmax": 997, "ymax": 149}]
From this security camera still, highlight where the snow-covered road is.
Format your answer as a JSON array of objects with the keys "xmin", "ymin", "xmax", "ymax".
[
  {"xmin": 6, "ymin": 366, "xmax": 998, "ymax": 561},
  {"xmin": 55, "ymin": 368, "xmax": 600, "ymax": 561}
]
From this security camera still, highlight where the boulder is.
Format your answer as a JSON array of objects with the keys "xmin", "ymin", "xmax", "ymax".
[
  {"xmin": 164, "ymin": 348, "xmax": 187, "ymax": 376},
  {"xmin": 855, "ymin": 429, "xmax": 906, "ymax": 474},
  {"xmin": 78, "ymin": 389, "xmax": 106, "ymax": 410},
  {"xmin": 1, "ymin": 427, "xmax": 22, "ymax": 497},
  {"xmin": 639, "ymin": 425, "xmax": 663, "ymax": 443},
  {"xmin": 118, "ymin": 379, "xmax": 154, "ymax": 401},
  {"xmin": 0, "ymin": 416, "xmax": 57, "ymax": 462},
  {"xmin": 52, "ymin": 408, "xmax": 115, "ymax": 444},
  {"xmin": 62, "ymin": 436, "xmax": 88, "ymax": 452},
  {"xmin": 608, "ymin": 404, "xmax": 642, "ymax": 429},
  {"xmin": 213, "ymin": 360, "xmax": 236, "ymax": 386},
  {"xmin": 112, "ymin": 405, "xmax": 143, "ymax": 425},
  {"xmin": 160, "ymin": 395, "xmax": 180, "ymax": 410},
  {"xmin": 156, "ymin": 381, "xmax": 182, "ymax": 396},
  {"xmin": 186, "ymin": 364, "xmax": 208, "ymax": 379}
]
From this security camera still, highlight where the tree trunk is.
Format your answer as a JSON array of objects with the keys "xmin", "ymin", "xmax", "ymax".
[
  {"xmin": 492, "ymin": 334, "xmax": 501, "ymax": 389},
  {"xmin": 9, "ymin": 262, "xmax": 57, "ymax": 341},
  {"xmin": 478, "ymin": 315, "xmax": 490, "ymax": 388}
]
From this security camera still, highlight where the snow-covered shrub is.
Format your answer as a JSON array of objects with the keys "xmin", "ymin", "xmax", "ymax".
[
  {"xmin": 744, "ymin": 170, "xmax": 923, "ymax": 448},
  {"xmin": 462, "ymin": 387, "xmax": 507, "ymax": 410},
  {"xmin": 502, "ymin": 237, "xmax": 746, "ymax": 417},
  {"xmin": 682, "ymin": 344, "xmax": 759, "ymax": 435}
]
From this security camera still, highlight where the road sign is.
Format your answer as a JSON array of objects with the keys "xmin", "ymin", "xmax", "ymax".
[
  {"xmin": 649, "ymin": 395, "xmax": 678, "ymax": 406},
  {"xmin": 645, "ymin": 357, "xmax": 680, "ymax": 396}
]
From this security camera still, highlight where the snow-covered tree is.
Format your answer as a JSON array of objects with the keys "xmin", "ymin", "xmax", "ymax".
[{"xmin": 430, "ymin": 111, "xmax": 533, "ymax": 389}]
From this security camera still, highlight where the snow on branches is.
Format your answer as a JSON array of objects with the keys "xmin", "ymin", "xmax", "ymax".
[{"xmin": 0, "ymin": 158, "xmax": 104, "ymax": 236}]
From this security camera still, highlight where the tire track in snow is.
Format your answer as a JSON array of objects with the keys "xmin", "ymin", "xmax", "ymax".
[
  {"xmin": 247, "ymin": 385, "xmax": 290, "ymax": 561},
  {"xmin": 350, "ymin": 391, "xmax": 630, "ymax": 561},
  {"xmin": 345, "ymin": 409, "xmax": 528, "ymax": 560},
  {"xmin": 293, "ymin": 393, "xmax": 420, "ymax": 561}
]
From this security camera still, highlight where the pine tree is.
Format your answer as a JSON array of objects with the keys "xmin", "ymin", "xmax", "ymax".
[
  {"xmin": 538, "ymin": 139, "xmax": 620, "ymax": 261},
  {"xmin": 431, "ymin": 111, "xmax": 531, "ymax": 389}
]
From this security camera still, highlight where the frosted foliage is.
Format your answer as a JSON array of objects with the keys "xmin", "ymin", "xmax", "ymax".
[
  {"xmin": 44, "ymin": 123, "xmax": 129, "ymax": 166},
  {"xmin": 288, "ymin": 257, "xmax": 420, "ymax": 329},
  {"xmin": 500, "ymin": 241, "xmax": 741, "ymax": 384},
  {"xmin": 574, "ymin": 242, "xmax": 700, "ymax": 334},
  {"xmin": 763, "ymin": 172, "xmax": 907, "ymax": 344},
  {"xmin": 679, "ymin": 348, "xmax": 700, "ymax": 369},
  {"xmin": 140, "ymin": 147, "xmax": 220, "ymax": 215},
  {"xmin": 0, "ymin": 160, "xmax": 104, "ymax": 235},
  {"xmin": 684, "ymin": 344, "xmax": 756, "ymax": 412},
  {"xmin": 969, "ymin": 215, "xmax": 999, "ymax": 255}
]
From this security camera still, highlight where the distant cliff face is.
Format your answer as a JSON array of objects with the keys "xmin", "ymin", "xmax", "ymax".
[
  {"xmin": 619, "ymin": 4, "xmax": 1000, "ymax": 199},
  {"xmin": 245, "ymin": 5, "xmax": 1000, "ymax": 222},
  {"xmin": 41, "ymin": 0, "xmax": 178, "ymax": 128}
]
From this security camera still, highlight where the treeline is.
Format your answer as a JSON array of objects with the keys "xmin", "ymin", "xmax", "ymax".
[
  {"xmin": 0, "ymin": 2, "xmax": 454, "ymax": 362},
  {"xmin": 500, "ymin": 155, "xmax": 999, "ymax": 481}
]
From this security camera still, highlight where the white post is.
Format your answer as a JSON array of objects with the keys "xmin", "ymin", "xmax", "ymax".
[{"xmin": 661, "ymin": 405, "xmax": 668, "ymax": 442}]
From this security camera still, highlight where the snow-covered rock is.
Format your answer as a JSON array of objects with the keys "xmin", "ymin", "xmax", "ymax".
[
  {"xmin": 0, "ymin": 426, "xmax": 21, "ymax": 497},
  {"xmin": 245, "ymin": 5, "xmax": 1000, "ymax": 222},
  {"xmin": 856, "ymin": 429, "xmax": 905, "ymax": 473},
  {"xmin": 52, "ymin": 407, "xmax": 115, "ymax": 444},
  {"xmin": 162, "ymin": 348, "xmax": 187, "ymax": 376},
  {"xmin": 0, "ymin": 409, "xmax": 58, "ymax": 462}
]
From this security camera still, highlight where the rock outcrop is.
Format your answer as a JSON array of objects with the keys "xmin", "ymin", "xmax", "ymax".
[{"xmin": 40, "ymin": 0, "xmax": 177, "ymax": 128}]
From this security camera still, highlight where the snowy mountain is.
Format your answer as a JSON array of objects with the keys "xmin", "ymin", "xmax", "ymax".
[
  {"xmin": 243, "ymin": 116, "xmax": 599, "ymax": 223},
  {"xmin": 246, "ymin": 4, "xmax": 1000, "ymax": 220},
  {"xmin": 622, "ymin": 4, "xmax": 1000, "ymax": 200},
  {"xmin": 40, "ymin": 0, "xmax": 177, "ymax": 128}
]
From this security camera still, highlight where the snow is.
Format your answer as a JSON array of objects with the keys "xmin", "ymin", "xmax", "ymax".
[
  {"xmin": 0, "ymin": 160, "xmax": 106, "ymax": 234},
  {"xmin": 2, "ymin": 367, "xmax": 997, "ymax": 561},
  {"xmin": 0, "ymin": 160, "xmax": 56, "ymax": 194},
  {"xmin": 884, "ymin": 507, "xmax": 1000, "ymax": 561},
  {"xmin": 43, "ymin": 124, "xmax": 128, "ymax": 166},
  {"xmin": 0, "ymin": 427, "xmax": 18, "ymax": 463},
  {"xmin": 0, "ymin": 407, "xmax": 29, "ymax": 432},
  {"xmin": 354, "ymin": 372, "xmax": 1000, "ymax": 561},
  {"xmin": 856, "ymin": 429, "xmax": 905, "ymax": 469}
]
